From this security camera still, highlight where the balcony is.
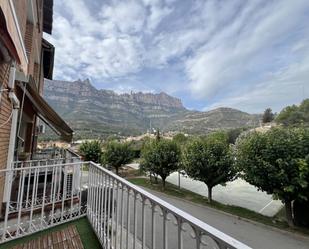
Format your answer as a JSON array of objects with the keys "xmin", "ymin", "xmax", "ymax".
[{"xmin": 0, "ymin": 160, "xmax": 251, "ymax": 249}]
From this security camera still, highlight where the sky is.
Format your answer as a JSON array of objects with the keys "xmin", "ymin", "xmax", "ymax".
[{"xmin": 45, "ymin": 0, "xmax": 309, "ymax": 113}]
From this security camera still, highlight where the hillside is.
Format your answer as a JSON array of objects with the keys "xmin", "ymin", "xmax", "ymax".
[{"xmin": 43, "ymin": 79, "xmax": 260, "ymax": 138}]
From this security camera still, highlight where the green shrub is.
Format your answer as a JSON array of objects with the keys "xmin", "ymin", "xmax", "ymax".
[
  {"xmin": 235, "ymin": 127, "xmax": 309, "ymax": 227},
  {"xmin": 141, "ymin": 139, "xmax": 181, "ymax": 190},
  {"xmin": 79, "ymin": 140, "xmax": 102, "ymax": 163},
  {"xmin": 102, "ymin": 141, "xmax": 134, "ymax": 175}
]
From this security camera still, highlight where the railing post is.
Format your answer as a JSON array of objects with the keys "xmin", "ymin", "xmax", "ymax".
[
  {"xmin": 114, "ymin": 181, "xmax": 119, "ymax": 249},
  {"xmin": 25, "ymin": 166, "xmax": 31, "ymax": 209},
  {"xmin": 61, "ymin": 166, "xmax": 67, "ymax": 222},
  {"xmin": 95, "ymin": 167, "xmax": 99, "ymax": 233},
  {"xmin": 88, "ymin": 163, "xmax": 93, "ymax": 220},
  {"xmin": 162, "ymin": 209, "xmax": 167, "ymax": 249},
  {"xmin": 107, "ymin": 174, "xmax": 112, "ymax": 248},
  {"xmin": 78, "ymin": 162, "xmax": 83, "ymax": 216},
  {"xmin": 126, "ymin": 187, "xmax": 130, "ymax": 249},
  {"xmin": 133, "ymin": 191, "xmax": 137, "ymax": 249},
  {"xmin": 100, "ymin": 168, "xmax": 104, "ymax": 241},
  {"xmin": 103, "ymin": 170, "xmax": 108, "ymax": 246},
  {"xmin": 119, "ymin": 184, "xmax": 124, "ymax": 249},
  {"xmin": 141, "ymin": 197, "xmax": 146, "ymax": 249},
  {"xmin": 70, "ymin": 165, "xmax": 76, "ymax": 218},
  {"xmin": 29, "ymin": 167, "xmax": 39, "ymax": 232},
  {"xmin": 151, "ymin": 202, "xmax": 156, "ymax": 249},
  {"xmin": 177, "ymin": 217, "xmax": 183, "ymax": 249},
  {"xmin": 195, "ymin": 228, "xmax": 201, "ymax": 249},
  {"xmin": 2, "ymin": 169, "xmax": 13, "ymax": 241},
  {"xmin": 111, "ymin": 178, "xmax": 116, "ymax": 248},
  {"xmin": 16, "ymin": 168, "xmax": 26, "ymax": 236},
  {"xmin": 40, "ymin": 165, "xmax": 48, "ymax": 228},
  {"xmin": 50, "ymin": 166, "xmax": 56, "ymax": 224}
]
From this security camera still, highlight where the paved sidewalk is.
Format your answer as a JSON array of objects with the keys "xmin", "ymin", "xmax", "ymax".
[
  {"xmin": 146, "ymin": 188, "xmax": 309, "ymax": 249},
  {"xmin": 127, "ymin": 163, "xmax": 282, "ymax": 216},
  {"xmin": 166, "ymin": 172, "xmax": 283, "ymax": 216}
]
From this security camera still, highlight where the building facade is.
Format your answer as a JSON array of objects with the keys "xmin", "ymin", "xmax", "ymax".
[{"xmin": 0, "ymin": 0, "xmax": 72, "ymax": 215}]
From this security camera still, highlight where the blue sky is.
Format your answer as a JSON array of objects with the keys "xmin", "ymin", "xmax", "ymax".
[{"xmin": 45, "ymin": 0, "xmax": 309, "ymax": 113}]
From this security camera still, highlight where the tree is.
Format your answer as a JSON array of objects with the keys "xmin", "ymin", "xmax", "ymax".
[
  {"xmin": 102, "ymin": 141, "xmax": 134, "ymax": 175},
  {"xmin": 262, "ymin": 108, "xmax": 274, "ymax": 123},
  {"xmin": 276, "ymin": 99, "xmax": 309, "ymax": 126},
  {"xmin": 141, "ymin": 139, "xmax": 181, "ymax": 190},
  {"xmin": 79, "ymin": 140, "xmax": 102, "ymax": 163},
  {"xmin": 235, "ymin": 127, "xmax": 309, "ymax": 227},
  {"xmin": 183, "ymin": 133, "xmax": 235, "ymax": 203},
  {"xmin": 173, "ymin": 133, "xmax": 188, "ymax": 146},
  {"xmin": 227, "ymin": 128, "xmax": 247, "ymax": 144}
]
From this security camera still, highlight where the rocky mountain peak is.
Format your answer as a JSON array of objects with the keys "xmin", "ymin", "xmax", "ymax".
[
  {"xmin": 45, "ymin": 78, "xmax": 184, "ymax": 109},
  {"xmin": 43, "ymin": 78, "xmax": 260, "ymax": 138}
]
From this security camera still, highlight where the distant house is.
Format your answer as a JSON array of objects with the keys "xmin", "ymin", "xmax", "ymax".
[{"xmin": 0, "ymin": 0, "xmax": 72, "ymax": 216}]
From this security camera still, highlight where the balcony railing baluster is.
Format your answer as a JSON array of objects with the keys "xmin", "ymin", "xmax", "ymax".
[
  {"xmin": 151, "ymin": 202, "xmax": 155, "ymax": 249},
  {"xmin": 126, "ymin": 186, "xmax": 130, "ymax": 249},
  {"xmin": 115, "ymin": 181, "xmax": 119, "ymax": 249},
  {"xmin": 133, "ymin": 191, "xmax": 137, "ymax": 249},
  {"xmin": 16, "ymin": 167, "xmax": 25, "ymax": 235},
  {"xmin": 29, "ymin": 167, "xmax": 38, "ymax": 231},
  {"xmin": 103, "ymin": 169, "xmax": 108, "ymax": 246},
  {"xmin": 40, "ymin": 166, "xmax": 48, "ymax": 229},
  {"xmin": 107, "ymin": 174, "xmax": 112, "ymax": 249},
  {"xmin": 141, "ymin": 197, "xmax": 146, "ymax": 249},
  {"xmin": 100, "ymin": 168, "xmax": 104, "ymax": 242},
  {"xmin": 120, "ymin": 183, "xmax": 124, "ymax": 249}
]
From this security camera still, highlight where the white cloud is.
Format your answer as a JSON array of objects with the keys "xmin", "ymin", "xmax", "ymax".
[
  {"xmin": 47, "ymin": 0, "xmax": 309, "ymax": 112},
  {"xmin": 100, "ymin": 1, "xmax": 146, "ymax": 34},
  {"xmin": 184, "ymin": 0, "xmax": 309, "ymax": 98},
  {"xmin": 46, "ymin": 0, "xmax": 174, "ymax": 82},
  {"xmin": 205, "ymin": 50, "xmax": 309, "ymax": 113}
]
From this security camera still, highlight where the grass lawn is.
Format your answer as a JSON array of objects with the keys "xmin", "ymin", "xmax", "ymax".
[
  {"xmin": 0, "ymin": 217, "xmax": 102, "ymax": 249},
  {"xmin": 128, "ymin": 177, "xmax": 309, "ymax": 236}
]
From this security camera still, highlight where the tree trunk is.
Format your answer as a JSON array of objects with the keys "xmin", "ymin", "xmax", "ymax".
[
  {"xmin": 162, "ymin": 178, "xmax": 166, "ymax": 191},
  {"xmin": 207, "ymin": 186, "xmax": 213, "ymax": 203},
  {"xmin": 285, "ymin": 200, "xmax": 294, "ymax": 227},
  {"xmin": 116, "ymin": 167, "xmax": 119, "ymax": 175},
  {"xmin": 154, "ymin": 174, "xmax": 158, "ymax": 184}
]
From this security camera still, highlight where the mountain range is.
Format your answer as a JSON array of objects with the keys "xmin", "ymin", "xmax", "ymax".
[{"xmin": 43, "ymin": 79, "xmax": 261, "ymax": 139}]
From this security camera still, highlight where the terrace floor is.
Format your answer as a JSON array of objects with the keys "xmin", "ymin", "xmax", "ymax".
[
  {"xmin": 12, "ymin": 225, "xmax": 83, "ymax": 249},
  {"xmin": 0, "ymin": 218, "xmax": 102, "ymax": 249}
]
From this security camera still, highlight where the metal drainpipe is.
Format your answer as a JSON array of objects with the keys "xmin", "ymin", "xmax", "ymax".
[{"xmin": 3, "ymin": 63, "xmax": 20, "ymax": 203}]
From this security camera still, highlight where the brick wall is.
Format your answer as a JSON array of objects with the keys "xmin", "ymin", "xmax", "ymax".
[
  {"xmin": 0, "ymin": 62, "xmax": 13, "ymax": 215},
  {"xmin": 25, "ymin": 22, "xmax": 34, "ymax": 77},
  {"xmin": 12, "ymin": 0, "xmax": 28, "ymax": 39},
  {"xmin": 0, "ymin": 63, "xmax": 12, "ymax": 170}
]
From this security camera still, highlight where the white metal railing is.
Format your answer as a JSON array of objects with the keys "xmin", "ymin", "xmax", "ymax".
[
  {"xmin": 0, "ymin": 161, "xmax": 87, "ymax": 243},
  {"xmin": 31, "ymin": 147, "xmax": 81, "ymax": 161},
  {"xmin": 0, "ymin": 161, "xmax": 252, "ymax": 248},
  {"xmin": 87, "ymin": 162, "xmax": 252, "ymax": 249}
]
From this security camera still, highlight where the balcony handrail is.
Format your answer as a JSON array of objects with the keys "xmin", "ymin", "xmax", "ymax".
[
  {"xmin": 1, "ymin": 161, "xmax": 84, "ymax": 173},
  {"xmin": 12, "ymin": 156, "xmax": 80, "ymax": 164},
  {"xmin": 88, "ymin": 162, "xmax": 252, "ymax": 249},
  {"xmin": 65, "ymin": 148, "xmax": 82, "ymax": 159}
]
